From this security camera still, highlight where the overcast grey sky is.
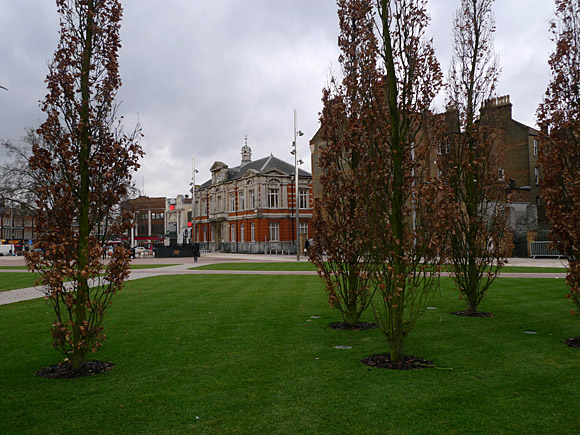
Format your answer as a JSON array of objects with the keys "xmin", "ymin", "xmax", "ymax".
[{"xmin": 0, "ymin": 0, "xmax": 555, "ymax": 197}]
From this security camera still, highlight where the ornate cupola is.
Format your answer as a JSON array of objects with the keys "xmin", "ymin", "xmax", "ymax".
[{"xmin": 241, "ymin": 135, "xmax": 252, "ymax": 167}]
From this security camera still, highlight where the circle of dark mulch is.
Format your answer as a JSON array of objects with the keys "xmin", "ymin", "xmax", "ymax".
[
  {"xmin": 329, "ymin": 321, "xmax": 377, "ymax": 331},
  {"xmin": 362, "ymin": 354, "xmax": 434, "ymax": 370},
  {"xmin": 451, "ymin": 310, "xmax": 494, "ymax": 318},
  {"xmin": 35, "ymin": 360, "xmax": 114, "ymax": 379},
  {"xmin": 564, "ymin": 337, "xmax": 580, "ymax": 348}
]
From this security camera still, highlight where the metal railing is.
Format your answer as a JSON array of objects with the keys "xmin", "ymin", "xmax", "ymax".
[{"xmin": 530, "ymin": 241, "xmax": 563, "ymax": 259}]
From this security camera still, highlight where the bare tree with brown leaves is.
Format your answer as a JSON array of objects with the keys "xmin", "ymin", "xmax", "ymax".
[
  {"xmin": 537, "ymin": 0, "xmax": 580, "ymax": 326},
  {"xmin": 361, "ymin": 0, "xmax": 446, "ymax": 366},
  {"xmin": 310, "ymin": 0, "xmax": 377, "ymax": 328},
  {"xmin": 314, "ymin": 0, "xmax": 447, "ymax": 365},
  {"xmin": 442, "ymin": 0, "xmax": 512, "ymax": 316},
  {"xmin": 366, "ymin": 0, "xmax": 447, "ymax": 366},
  {"xmin": 27, "ymin": 0, "xmax": 143, "ymax": 371}
]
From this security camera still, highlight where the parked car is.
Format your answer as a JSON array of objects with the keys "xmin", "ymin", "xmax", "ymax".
[
  {"xmin": 0, "ymin": 244, "xmax": 15, "ymax": 256},
  {"xmin": 131, "ymin": 246, "xmax": 146, "ymax": 258}
]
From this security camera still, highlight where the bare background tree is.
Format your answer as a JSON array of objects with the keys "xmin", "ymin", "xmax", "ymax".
[
  {"xmin": 442, "ymin": 0, "xmax": 512, "ymax": 316},
  {"xmin": 0, "ymin": 129, "xmax": 44, "ymax": 208},
  {"xmin": 1, "ymin": 128, "xmax": 140, "ymax": 208},
  {"xmin": 537, "ymin": 0, "xmax": 580, "ymax": 324},
  {"xmin": 27, "ymin": 0, "xmax": 143, "ymax": 372}
]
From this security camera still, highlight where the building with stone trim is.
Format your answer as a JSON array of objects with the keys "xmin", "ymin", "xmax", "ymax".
[
  {"xmin": 194, "ymin": 144, "xmax": 313, "ymax": 254},
  {"xmin": 164, "ymin": 194, "xmax": 192, "ymax": 245}
]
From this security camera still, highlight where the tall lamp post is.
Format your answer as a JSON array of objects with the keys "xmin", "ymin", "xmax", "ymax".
[
  {"xmin": 191, "ymin": 155, "xmax": 199, "ymax": 245},
  {"xmin": 292, "ymin": 109, "xmax": 304, "ymax": 261}
]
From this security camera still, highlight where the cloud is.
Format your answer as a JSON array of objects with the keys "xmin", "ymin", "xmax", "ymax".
[{"xmin": 0, "ymin": 0, "xmax": 557, "ymax": 197}]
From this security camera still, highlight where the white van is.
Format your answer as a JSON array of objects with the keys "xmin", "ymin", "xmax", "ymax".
[{"xmin": 0, "ymin": 244, "xmax": 15, "ymax": 256}]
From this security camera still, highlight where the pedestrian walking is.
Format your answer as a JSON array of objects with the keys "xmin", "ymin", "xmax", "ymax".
[{"xmin": 193, "ymin": 243, "xmax": 200, "ymax": 262}]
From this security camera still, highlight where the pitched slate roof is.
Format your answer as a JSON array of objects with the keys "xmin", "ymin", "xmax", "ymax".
[{"xmin": 199, "ymin": 154, "xmax": 311, "ymax": 188}]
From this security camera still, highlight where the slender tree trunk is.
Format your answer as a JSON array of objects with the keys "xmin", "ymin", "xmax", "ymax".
[
  {"xmin": 466, "ymin": 172, "xmax": 480, "ymax": 313},
  {"xmin": 381, "ymin": 0, "xmax": 406, "ymax": 363},
  {"xmin": 467, "ymin": 298, "xmax": 478, "ymax": 315},
  {"xmin": 389, "ymin": 317, "xmax": 405, "ymax": 363},
  {"xmin": 345, "ymin": 307, "xmax": 360, "ymax": 326},
  {"xmin": 72, "ymin": 1, "xmax": 95, "ymax": 370},
  {"xmin": 345, "ymin": 269, "xmax": 361, "ymax": 326},
  {"xmin": 466, "ymin": 248, "xmax": 479, "ymax": 313}
]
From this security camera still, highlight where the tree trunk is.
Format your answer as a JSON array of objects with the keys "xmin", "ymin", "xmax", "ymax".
[
  {"xmin": 344, "ymin": 267, "xmax": 361, "ymax": 326},
  {"xmin": 389, "ymin": 305, "xmax": 404, "ymax": 363},
  {"xmin": 466, "ymin": 253, "xmax": 479, "ymax": 314},
  {"xmin": 345, "ymin": 309, "xmax": 361, "ymax": 327},
  {"xmin": 72, "ymin": 1, "xmax": 95, "ymax": 370},
  {"xmin": 380, "ymin": 0, "xmax": 407, "ymax": 365},
  {"xmin": 467, "ymin": 299, "xmax": 478, "ymax": 315}
]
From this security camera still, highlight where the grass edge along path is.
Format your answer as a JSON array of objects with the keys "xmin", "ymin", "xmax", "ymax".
[
  {"xmin": 192, "ymin": 262, "xmax": 318, "ymax": 272},
  {"xmin": 0, "ymin": 264, "xmax": 178, "ymax": 271},
  {"xmin": 0, "ymin": 272, "xmax": 39, "ymax": 292},
  {"xmin": 191, "ymin": 262, "xmax": 566, "ymax": 274},
  {"xmin": 129, "ymin": 264, "xmax": 178, "ymax": 270},
  {"xmin": 0, "ymin": 275, "xmax": 578, "ymax": 434},
  {"xmin": 0, "ymin": 264, "xmax": 178, "ymax": 292}
]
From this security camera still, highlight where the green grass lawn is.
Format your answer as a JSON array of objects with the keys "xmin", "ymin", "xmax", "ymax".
[
  {"xmin": 0, "ymin": 272, "xmax": 38, "ymax": 292},
  {"xmin": 2, "ymin": 263, "xmax": 566, "ymax": 274},
  {"xmin": 500, "ymin": 266, "xmax": 567, "ymax": 273},
  {"xmin": 193, "ymin": 261, "xmax": 318, "ymax": 271},
  {"xmin": 192, "ymin": 262, "xmax": 566, "ymax": 274},
  {"xmin": 129, "ymin": 264, "xmax": 178, "ymax": 270},
  {"xmin": 0, "ymin": 275, "xmax": 578, "ymax": 434}
]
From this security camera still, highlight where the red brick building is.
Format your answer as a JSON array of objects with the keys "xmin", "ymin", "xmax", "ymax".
[
  {"xmin": 121, "ymin": 195, "xmax": 166, "ymax": 248},
  {"xmin": 194, "ymin": 145, "xmax": 313, "ymax": 254},
  {"xmin": 309, "ymin": 95, "xmax": 546, "ymax": 257}
]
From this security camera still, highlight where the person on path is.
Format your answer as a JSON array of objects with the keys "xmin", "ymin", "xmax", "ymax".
[{"xmin": 193, "ymin": 243, "xmax": 200, "ymax": 262}]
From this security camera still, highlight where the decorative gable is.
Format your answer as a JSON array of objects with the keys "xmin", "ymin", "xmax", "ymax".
[
  {"xmin": 263, "ymin": 168, "xmax": 289, "ymax": 177},
  {"xmin": 210, "ymin": 161, "xmax": 228, "ymax": 172},
  {"xmin": 210, "ymin": 161, "xmax": 229, "ymax": 184},
  {"xmin": 240, "ymin": 168, "xmax": 259, "ymax": 179}
]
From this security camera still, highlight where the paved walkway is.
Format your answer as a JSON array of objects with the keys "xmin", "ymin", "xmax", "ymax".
[
  {"xmin": 0, "ymin": 253, "xmax": 313, "ymax": 305},
  {"xmin": 0, "ymin": 253, "xmax": 569, "ymax": 306}
]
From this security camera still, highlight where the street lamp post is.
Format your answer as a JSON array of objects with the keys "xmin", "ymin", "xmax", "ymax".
[
  {"xmin": 10, "ymin": 201, "xmax": 14, "ymax": 245},
  {"xmin": 292, "ymin": 109, "xmax": 304, "ymax": 261},
  {"xmin": 191, "ymin": 155, "xmax": 199, "ymax": 246}
]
